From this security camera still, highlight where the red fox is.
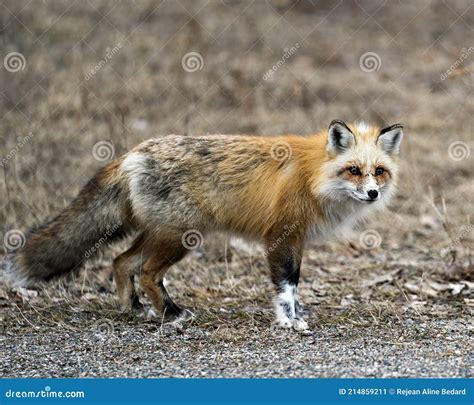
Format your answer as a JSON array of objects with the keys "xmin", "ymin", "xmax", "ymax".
[{"xmin": 5, "ymin": 120, "xmax": 403, "ymax": 331}]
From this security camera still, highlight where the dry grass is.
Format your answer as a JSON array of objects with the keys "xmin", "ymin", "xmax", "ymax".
[{"xmin": 0, "ymin": 0, "xmax": 473, "ymax": 377}]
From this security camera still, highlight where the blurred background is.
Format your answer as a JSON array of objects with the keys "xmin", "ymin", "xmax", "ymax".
[{"xmin": 0, "ymin": 0, "xmax": 472, "ymax": 377}]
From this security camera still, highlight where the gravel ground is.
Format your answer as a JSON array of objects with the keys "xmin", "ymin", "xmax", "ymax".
[{"xmin": 2, "ymin": 316, "xmax": 471, "ymax": 378}]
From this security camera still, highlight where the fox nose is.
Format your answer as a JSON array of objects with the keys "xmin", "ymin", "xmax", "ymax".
[{"xmin": 367, "ymin": 190, "xmax": 379, "ymax": 200}]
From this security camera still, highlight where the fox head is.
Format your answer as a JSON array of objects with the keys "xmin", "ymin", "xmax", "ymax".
[{"xmin": 318, "ymin": 120, "xmax": 403, "ymax": 207}]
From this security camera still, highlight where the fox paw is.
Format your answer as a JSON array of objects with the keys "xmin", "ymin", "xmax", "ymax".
[
  {"xmin": 151, "ymin": 306, "xmax": 195, "ymax": 324},
  {"xmin": 273, "ymin": 316, "xmax": 309, "ymax": 332},
  {"xmin": 292, "ymin": 318, "xmax": 309, "ymax": 331},
  {"xmin": 273, "ymin": 317, "xmax": 293, "ymax": 329},
  {"xmin": 169, "ymin": 308, "xmax": 195, "ymax": 324},
  {"xmin": 118, "ymin": 295, "xmax": 144, "ymax": 314}
]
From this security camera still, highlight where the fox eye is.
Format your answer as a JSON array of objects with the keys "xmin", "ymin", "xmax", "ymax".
[
  {"xmin": 375, "ymin": 167, "xmax": 385, "ymax": 176},
  {"xmin": 348, "ymin": 166, "xmax": 361, "ymax": 176}
]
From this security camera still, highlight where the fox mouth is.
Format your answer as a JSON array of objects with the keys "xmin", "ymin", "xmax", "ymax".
[{"xmin": 350, "ymin": 193, "xmax": 379, "ymax": 203}]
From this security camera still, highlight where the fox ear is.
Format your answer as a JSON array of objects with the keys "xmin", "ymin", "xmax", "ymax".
[
  {"xmin": 327, "ymin": 120, "xmax": 355, "ymax": 155},
  {"xmin": 377, "ymin": 124, "xmax": 403, "ymax": 155}
]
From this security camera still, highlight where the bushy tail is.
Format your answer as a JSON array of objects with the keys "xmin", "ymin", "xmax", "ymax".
[{"xmin": 4, "ymin": 161, "xmax": 133, "ymax": 287}]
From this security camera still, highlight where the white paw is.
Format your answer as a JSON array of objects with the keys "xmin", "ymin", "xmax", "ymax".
[
  {"xmin": 273, "ymin": 317, "xmax": 293, "ymax": 329},
  {"xmin": 146, "ymin": 308, "xmax": 158, "ymax": 319},
  {"xmin": 172, "ymin": 309, "xmax": 195, "ymax": 324},
  {"xmin": 292, "ymin": 318, "xmax": 309, "ymax": 331}
]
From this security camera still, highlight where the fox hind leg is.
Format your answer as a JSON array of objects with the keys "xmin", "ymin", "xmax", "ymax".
[
  {"xmin": 139, "ymin": 233, "xmax": 190, "ymax": 322},
  {"xmin": 113, "ymin": 234, "xmax": 147, "ymax": 312}
]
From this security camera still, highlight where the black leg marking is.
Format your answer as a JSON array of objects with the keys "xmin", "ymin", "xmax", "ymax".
[{"xmin": 158, "ymin": 281, "xmax": 193, "ymax": 322}]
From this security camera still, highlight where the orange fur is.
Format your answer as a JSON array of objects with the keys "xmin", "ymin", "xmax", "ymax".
[{"xmin": 8, "ymin": 120, "xmax": 403, "ymax": 329}]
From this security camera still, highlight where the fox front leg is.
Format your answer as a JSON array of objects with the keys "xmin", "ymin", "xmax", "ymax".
[{"xmin": 266, "ymin": 236, "xmax": 308, "ymax": 331}]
